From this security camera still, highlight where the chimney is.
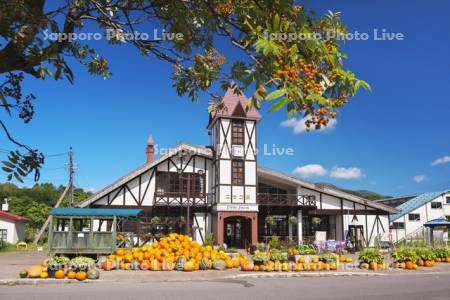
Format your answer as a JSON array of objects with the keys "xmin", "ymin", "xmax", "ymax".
[
  {"xmin": 146, "ymin": 135, "xmax": 154, "ymax": 163},
  {"xmin": 2, "ymin": 198, "xmax": 8, "ymax": 212}
]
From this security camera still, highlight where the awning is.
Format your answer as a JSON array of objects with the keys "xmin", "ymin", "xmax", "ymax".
[
  {"xmin": 424, "ymin": 218, "xmax": 450, "ymax": 227},
  {"xmin": 51, "ymin": 208, "xmax": 143, "ymax": 217}
]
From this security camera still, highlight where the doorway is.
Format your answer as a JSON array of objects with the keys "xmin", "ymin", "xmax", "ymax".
[
  {"xmin": 348, "ymin": 225, "xmax": 365, "ymax": 250},
  {"xmin": 224, "ymin": 216, "xmax": 251, "ymax": 249}
]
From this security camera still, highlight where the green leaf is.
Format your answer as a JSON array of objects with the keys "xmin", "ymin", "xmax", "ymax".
[
  {"xmin": 273, "ymin": 14, "xmax": 280, "ymax": 31},
  {"xmin": 355, "ymin": 80, "xmax": 371, "ymax": 92},
  {"xmin": 0, "ymin": 92, "xmax": 11, "ymax": 115},
  {"xmin": 2, "ymin": 161, "xmax": 15, "ymax": 168},
  {"xmin": 265, "ymin": 89, "xmax": 286, "ymax": 101},
  {"xmin": 269, "ymin": 97, "xmax": 289, "ymax": 112},
  {"xmin": 2, "ymin": 166, "xmax": 12, "ymax": 173}
]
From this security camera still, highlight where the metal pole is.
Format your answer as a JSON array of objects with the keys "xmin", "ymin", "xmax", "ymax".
[
  {"xmin": 186, "ymin": 173, "xmax": 190, "ymax": 236},
  {"xmin": 69, "ymin": 147, "xmax": 74, "ymax": 207}
]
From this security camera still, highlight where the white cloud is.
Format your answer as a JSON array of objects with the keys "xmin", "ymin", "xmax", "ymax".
[
  {"xmin": 413, "ymin": 175, "xmax": 427, "ymax": 183},
  {"xmin": 431, "ymin": 156, "xmax": 450, "ymax": 166},
  {"xmin": 281, "ymin": 117, "xmax": 337, "ymax": 135},
  {"xmin": 293, "ymin": 164, "xmax": 328, "ymax": 177},
  {"xmin": 330, "ymin": 167, "xmax": 362, "ymax": 179}
]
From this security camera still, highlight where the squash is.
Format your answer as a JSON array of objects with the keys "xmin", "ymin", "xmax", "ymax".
[
  {"xmin": 150, "ymin": 259, "xmax": 161, "ymax": 271},
  {"xmin": 297, "ymin": 256, "xmax": 305, "ymax": 264},
  {"xmin": 87, "ymin": 268, "xmax": 100, "ymax": 280},
  {"xmin": 67, "ymin": 271, "xmax": 76, "ymax": 279},
  {"xmin": 417, "ymin": 259, "xmax": 424, "ymax": 266},
  {"xmin": 329, "ymin": 262, "xmax": 337, "ymax": 270},
  {"xmin": 312, "ymin": 256, "xmax": 319, "ymax": 263},
  {"xmin": 75, "ymin": 271, "xmax": 87, "ymax": 281},
  {"xmin": 200, "ymin": 258, "xmax": 210, "ymax": 270},
  {"xmin": 28, "ymin": 265, "xmax": 42, "ymax": 278},
  {"xmin": 183, "ymin": 261, "xmax": 195, "ymax": 272},
  {"xmin": 424, "ymin": 260, "xmax": 433, "ymax": 267},
  {"xmin": 161, "ymin": 260, "xmax": 175, "ymax": 271},
  {"xmin": 369, "ymin": 262, "xmax": 378, "ymax": 270},
  {"xmin": 405, "ymin": 261, "xmax": 413, "ymax": 270},
  {"xmin": 102, "ymin": 261, "xmax": 113, "ymax": 271},
  {"xmin": 40, "ymin": 271, "xmax": 49, "ymax": 279},
  {"xmin": 213, "ymin": 259, "xmax": 226, "ymax": 270},
  {"xmin": 346, "ymin": 258, "xmax": 353, "ymax": 263},
  {"xmin": 140, "ymin": 261, "xmax": 150, "ymax": 271},
  {"xmin": 447, "ymin": 257, "xmax": 450, "ymax": 263},
  {"xmin": 175, "ymin": 256, "xmax": 187, "ymax": 271},
  {"xmin": 19, "ymin": 270, "xmax": 28, "ymax": 278},
  {"xmin": 55, "ymin": 270, "xmax": 66, "ymax": 279},
  {"xmin": 360, "ymin": 263, "xmax": 369, "ymax": 270},
  {"xmin": 240, "ymin": 261, "xmax": 254, "ymax": 272},
  {"xmin": 225, "ymin": 259, "xmax": 234, "ymax": 269}
]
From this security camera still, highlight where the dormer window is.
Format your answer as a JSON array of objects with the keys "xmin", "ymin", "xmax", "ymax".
[{"xmin": 232, "ymin": 120, "xmax": 244, "ymax": 145}]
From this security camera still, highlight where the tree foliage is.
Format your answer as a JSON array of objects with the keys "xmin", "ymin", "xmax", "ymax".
[
  {"xmin": 0, "ymin": 0, "xmax": 369, "ymax": 182},
  {"xmin": 0, "ymin": 182, "xmax": 92, "ymax": 241}
]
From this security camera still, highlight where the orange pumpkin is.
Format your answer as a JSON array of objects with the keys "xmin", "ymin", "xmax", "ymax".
[
  {"xmin": 424, "ymin": 260, "xmax": 433, "ymax": 267},
  {"xmin": 102, "ymin": 261, "xmax": 113, "ymax": 271},
  {"xmin": 253, "ymin": 265, "xmax": 259, "ymax": 272},
  {"xmin": 417, "ymin": 259, "xmax": 424, "ymax": 266},
  {"xmin": 161, "ymin": 259, "xmax": 175, "ymax": 271},
  {"xmin": 446, "ymin": 257, "xmax": 450, "ymax": 263},
  {"xmin": 116, "ymin": 249, "xmax": 125, "ymax": 256},
  {"xmin": 240, "ymin": 262, "xmax": 254, "ymax": 272},
  {"xmin": 75, "ymin": 271, "xmax": 87, "ymax": 281},
  {"xmin": 150, "ymin": 259, "xmax": 161, "ymax": 271},
  {"xmin": 140, "ymin": 260, "xmax": 150, "ymax": 271},
  {"xmin": 183, "ymin": 261, "xmax": 194, "ymax": 272},
  {"xmin": 369, "ymin": 262, "xmax": 378, "ymax": 270},
  {"xmin": 54, "ymin": 270, "xmax": 66, "ymax": 279},
  {"xmin": 405, "ymin": 261, "xmax": 413, "ymax": 270},
  {"xmin": 67, "ymin": 271, "xmax": 76, "ymax": 279},
  {"xmin": 329, "ymin": 262, "xmax": 337, "ymax": 270}
]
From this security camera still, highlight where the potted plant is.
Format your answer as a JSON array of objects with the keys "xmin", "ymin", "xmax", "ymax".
[
  {"xmin": 47, "ymin": 256, "xmax": 70, "ymax": 277},
  {"xmin": 358, "ymin": 248, "xmax": 384, "ymax": 270},
  {"xmin": 252, "ymin": 251, "xmax": 269, "ymax": 266},
  {"xmin": 69, "ymin": 256, "xmax": 96, "ymax": 272}
]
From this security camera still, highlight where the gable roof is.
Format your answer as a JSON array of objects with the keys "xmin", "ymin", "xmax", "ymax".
[
  {"xmin": 257, "ymin": 166, "xmax": 399, "ymax": 213},
  {"xmin": 52, "ymin": 208, "xmax": 143, "ymax": 217},
  {"xmin": 0, "ymin": 211, "xmax": 30, "ymax": 222},
  {"xmin": 208, "ymin": 87, "xmax": 262, "ymax": 128},
  {"xmin": 78, "ymin": 143, "xmax": 213, "ymax": 208},
  {"xmin": 390, "ymin": 190, "xmax": 450, "ymax": 221}
]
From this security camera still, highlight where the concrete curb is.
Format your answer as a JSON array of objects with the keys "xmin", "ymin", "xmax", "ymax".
[{"xmin": 226, "ymin": 271, "xmax": 386, "ymax": 279}]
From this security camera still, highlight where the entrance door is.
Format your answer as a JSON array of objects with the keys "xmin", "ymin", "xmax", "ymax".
[
  {"xmin": 224, "ymin": 217, "xmax": 251, "ymax": 249},
  {"xmin": 348, "ymin": 225, "xmax": 365, "ymax": 250}
]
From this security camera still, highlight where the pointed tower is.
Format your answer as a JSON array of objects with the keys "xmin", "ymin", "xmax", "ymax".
[{"xmin": 208, "ymin": 86, "xmax": 261, "ymax": 246}]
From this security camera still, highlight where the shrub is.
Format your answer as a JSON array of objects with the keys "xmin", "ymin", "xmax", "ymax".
[
  {"xmin": 358, "ymin": 248, "xmax": 384, "ymax": 264},
  {"xmin": 204, "ymin": 233, "xmax": 214, "ymax": 246},
  {"xmin": 268, "ymin": 235, "xmax": 281, "ymax": 250},
  {"xmin": 391, "ymin": 248, "xmax": 419, "ymax": 263}
]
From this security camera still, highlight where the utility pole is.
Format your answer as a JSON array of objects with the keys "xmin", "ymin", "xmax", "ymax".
[{"xmin": 68, "ymin": 146, "xmax": 74, "ymax": 207}]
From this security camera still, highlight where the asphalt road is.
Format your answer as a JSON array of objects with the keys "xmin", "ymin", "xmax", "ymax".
[{"xmin": 1, "ymin": 273, "xmax": 450, "ymax": 300}]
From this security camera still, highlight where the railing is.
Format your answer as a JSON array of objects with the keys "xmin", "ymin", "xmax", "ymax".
[
  {"xmin": 153, "ymin": 192, "xmax": 214, "ymax": 207},
  {"xmin": 257, "ymin": 193, "xmax": 316, "ymax": 207}
]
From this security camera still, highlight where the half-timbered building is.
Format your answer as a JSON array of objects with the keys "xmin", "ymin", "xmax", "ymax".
[{"xmin": 79, "ymin": 87, "xmax": 397, "ymax": 248}]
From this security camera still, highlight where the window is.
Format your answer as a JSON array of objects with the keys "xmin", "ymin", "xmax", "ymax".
[
  {"xmin": 0, "ymin": 229, "xmax": 6, "ymax": 242},
  {"xmin": 231, "ymin": 120, "xmax": 244, "ymax": 145},
  {"xmin": 390, "ymin": 222, "xmax": 405, "ymax": 230},
  {"xmin": 431, "ymin": 201, "xmax": 442, "ymax": 209},
  {"xmin": 156, "ymin": 172, "xmax": 205, "ymax": 195},
  {"xmin": 232, "ymin": 160, "xmax": 244, "ymax": 185},
  {"xmin": 446, "ymin": 197, "xmax": 450, "ymax": 204},
  {"xmin": 408, "ymin": 214, "xmax": 420, "ymax": 221}
]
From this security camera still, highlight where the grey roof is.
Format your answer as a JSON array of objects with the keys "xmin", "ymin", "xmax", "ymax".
[
  {"xmin": 257, "ymin": 167, "xmax": 399, "ymax": 213},
  {"xmin": 390, "ymin": 190, "xmax": 450, "ymax": 222}
]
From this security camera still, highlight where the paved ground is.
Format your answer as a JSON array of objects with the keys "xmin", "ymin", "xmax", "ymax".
[{"xmin": 1, "ymin": 273, "xmax": 450, "ymax": 299}]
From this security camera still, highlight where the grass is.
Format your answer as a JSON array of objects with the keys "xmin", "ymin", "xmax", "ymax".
[{"xmin": 0, "ymin": 242, "xmax": 48, "ymax": 254}]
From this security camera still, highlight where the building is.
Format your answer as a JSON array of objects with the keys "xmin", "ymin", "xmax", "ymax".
[
  {"xmin": 79, "ymin": 87, "xmax": 397, "ymax": 248},
  {"xmin": 377, "ymin": 190, "xmax": 450, "ymax": 243},
  {"xmin": 0, "ymin": 204, "xmax": 29, "ymax": 244}
]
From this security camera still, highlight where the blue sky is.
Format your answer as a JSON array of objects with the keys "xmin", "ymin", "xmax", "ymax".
[{"xmin": 1, "ymin": 1, "xmax": 450, "ymax": 197}]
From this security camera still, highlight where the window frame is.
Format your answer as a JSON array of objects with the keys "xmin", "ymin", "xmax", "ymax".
[
  {"xmin": 390, "ymin": 222, "xmax": 405, "ymax": 230},
  {"xmin": 231, "ymin": 120, "xmax": 245, "ymax": 146},
  {"xmin": 231, "ymin": 160, "xmax": 244, "ymax": 186},
  {"xmin": 408, "ymin": 213, "xmax": 420, "ymax": 222},
  {"xmin": 431, "ymin": 201, "xmax": 442, "ymax": 209},
  {"xmin": 155, "ymin": 171, "xmax": 205, "ymax": 196},
  {"xmin": 445, "ymin": 196, "xmax": 450, "ymax": 204}
]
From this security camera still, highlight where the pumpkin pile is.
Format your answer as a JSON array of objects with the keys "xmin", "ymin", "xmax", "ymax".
[
  {"xmin": 101, "ymin": 233, "xmax": 247, "ymax": 272},
  {"xmin": 392, "ymin": 246, "xmax": 450, "ymax": 270}
]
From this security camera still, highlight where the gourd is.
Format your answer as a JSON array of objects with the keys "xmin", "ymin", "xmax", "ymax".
[
  {"xmin": 200, "ymin": 258, "xmax": 210, "ymax": 270},
  {"xmin": 240, "ymin": 261, "xmax": 254, "ymax": 271},
  {"xmin": 102, "ymin": 261, "xmax": 113, "ymax": 271},
  {"xmin": 360, "ymin": 263, "xmax": 369, "ymax": 270},
  {"xmin": 19, "ymin": 270, "xmax": 28, "ymax": 278},
  {"xmin": 75, "ymin": 271, "xmax": 87, "ymax": 281},
  {"xmin": 150, "ymin": 259, "xmax": 161, "ymax": 271},
  {"xmin": 183, "ymin": 261, "xmax": 194, "ymax": 272},
  {"xmin": 161, "ymin": 260, "xmax": 175, "ymax": 271},
  {"xmin": 87, "ymin": 268, "xmax": 100, "ymax": 280},
  {"xmin": 175, "ymin": 256, "xmax": 187, "ymax": 271},
  {"xmin": 40, "ymin": 271, "xmax": 49, "ymax": 279},
  {"xmin": 140, "ymin": 261, "xmax": 150, "ymax": 270},
  {"xmin": 67, "ymin": 271, "xmax": 76, "ymax": 279},
  {"xmin": 213, "ymin": 259, "xmax": 226, "ymax": 270},
  {"xmin": 131, "ymin": 259, "xmax": 140, "ymax": 270},
  {"xmin": 55, "ymin": 270, "xmax": 66, "ymax": 279},
  {"xmin": 28, "ymin": 265, "xmax": 42, "ymax": 278}
]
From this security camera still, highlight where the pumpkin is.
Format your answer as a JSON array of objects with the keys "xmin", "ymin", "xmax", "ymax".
[
  {"xmin": 281, "ymin": 263, "xmax": 289, "ymax": 272},
  {"xmin": 240, "ymin": 261, "xmax": 254, "ymax": 272},
  {"xmin": 213, "ymin": 259, "xmax": 226, "ymax": 270},
  {"xmin": 102, "ymin": 261, "xmax": 113, "ymax": 271},
  {"xmin": 28, "ymin": 265, "xmax": 42, "ymax": 278},
  {"xmin": 417, "ymin": 259, "xmax": 424, "ymax": 266},
  {"xmin": 75, "ymin": 271, "xmax": 87, "ymax": 281},
  {"xmin": 329, "ymin": 262, "xmax": 337, "ymax": 270},
  {"xmin": 360, "ymin": 263, "xmax": 369, "ymax": 270},
  {"xmin": 19, "ymin": 270, "xmax": 28, "ymax": 278},
  {"xmin": 183, "ymin": 261, "xmax": 195, "ymax": 272},
  {"xmin": 253, "ymin": 265, "xmax": 259, "ymax": 271},
  {"xmin": 140, "ymin": 261, "xmax": 150, "ymax": 270},
  {"xmin": 200, "ymin": 258, "xmax": 210, "ymax": 270},
  {"xmin": 225, "ymin": 260, "xmax": 234, "ymax": 269},
  {"xmin": 405, "ymin": 261, "xmax": 413, "ymax": 270},
  {"xmin": 87, "ymin": 268, "xmax": 100, "ymax": 280},
  {"xmin": 150, "ymin": 259, "xmax": 161, "ymax": 271},
  {"xmin": 369, "ymin": 262, "xmax": 378, "ymax": 270},
  {"xmin": 55, "ymin": 270, "xmax": 66, "ymax": 279},
  {"xmin": 312, "ymin": 256, "xmax": 319, "ymax": 263},
  {"xmin": 40, "ymin": 271, "xmax": 49, "ymax": 279},
  {"xmin": 447, "ymin": 257, "xmax": 450, "ymax": 263},
  {"xmin": 424, "ymin": 260, "xmax": 433, "ymax": 267},
  {"xmin": 116, "ymin": 249, "xmax": 125, "ymax": 256},
  {"xmin": 175, "ymin": 256, "xmax": 187, "ymax": 271},
  {"xmin": 435, "ymin": 257, "xmax": 441, "ymax": 262},
  {"xmin": 412, "ymin": 263, "xmax": 418, "ymax": 270},
  {"xmin": 67, "ymin": 271, "xmax": 76, "ymax": 279},
  {"xmin": 274, "ymin": 261, "xmax": 281, "ymax": 272},
  {"xmin": 297, "ymin": 256, "xmax": 305, "ymax": 264},
  {"xmin": 161, "ymin": 260, "xmax": 175, "ymax": 271},
  {"xmin": 131, "ymin": 259, "xmax": 140, "ymax": 270},
  {"xmin": 346, "ymin": 258, "xmax": 353, "ymax": 263}
]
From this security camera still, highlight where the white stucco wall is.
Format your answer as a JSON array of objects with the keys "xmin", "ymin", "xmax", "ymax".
[{"xmin": 0, "ymin": 218, "xmax": 26, "ymax": 244}]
